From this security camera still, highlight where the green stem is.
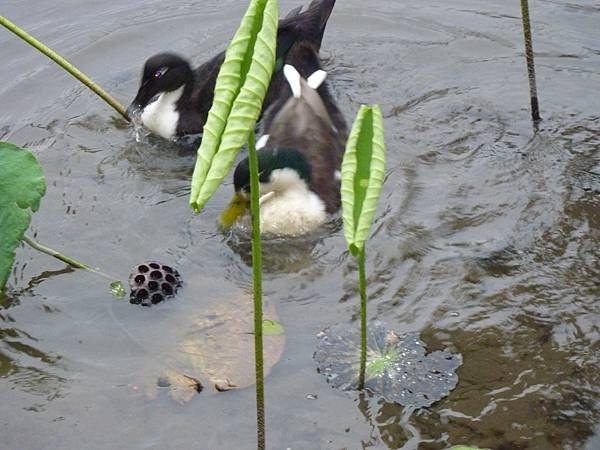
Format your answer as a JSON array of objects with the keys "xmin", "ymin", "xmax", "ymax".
[
  {"xmin": 0, "ymin": 15, "xmax": 129, "ymax": 121},
  {"xmin": 519, "ymin": 0, "xmax": 540, "ymax": 123},
  {"xmin": 22, "ymin": 235, "xmax": 116, "ymax": 281},
  {"xmin": 358, "ymin": 246, "xmax": 367, "ymax": 390},
  {"xmin": 248, "ymin": 131, "xmax": 265, "ymax": 450}
]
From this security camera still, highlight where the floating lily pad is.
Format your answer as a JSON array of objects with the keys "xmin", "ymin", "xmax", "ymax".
[{"xmin": 314, "ymin": 321, "xmax": 461, "ymax": 407}]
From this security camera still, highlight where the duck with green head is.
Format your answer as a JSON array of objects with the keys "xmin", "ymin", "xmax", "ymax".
[{"xmin": 220, "ymin": 60, "xmax": 347, "ymax": 237}]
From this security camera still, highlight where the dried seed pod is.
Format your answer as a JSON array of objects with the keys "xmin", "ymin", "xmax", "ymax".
[{"xmin": 128, "ymin": 262, "xmax": 182, "ymax": 306}]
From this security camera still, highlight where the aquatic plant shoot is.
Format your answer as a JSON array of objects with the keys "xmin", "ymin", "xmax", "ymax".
[
  {"xmin": 188, "ymin": 0, "xmax": 279, "ymax": 448},
  {"xmin": 340, "ymin": 104, "xmax": 386, "ymax": 388}
]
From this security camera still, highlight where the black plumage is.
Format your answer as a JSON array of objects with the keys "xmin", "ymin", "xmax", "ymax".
[{"xmin": 128, "ymin": 0, "xmax": 339, "ymax": 141}]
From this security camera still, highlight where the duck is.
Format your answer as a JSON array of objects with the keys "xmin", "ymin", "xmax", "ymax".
[
  {"xmin": 127, "ymin": 0, "xmax": 343, "ymax": 144},
  {"xmin": 219, "ymin": 62, "xmax": 347, "ymax": 237}
]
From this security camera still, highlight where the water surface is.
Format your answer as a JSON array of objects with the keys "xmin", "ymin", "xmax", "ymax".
[{"xmin": 1, "ymin": 0, "xmax": 599, "ymax": 448}]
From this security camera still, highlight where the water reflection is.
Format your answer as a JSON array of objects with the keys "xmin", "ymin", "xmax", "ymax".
[
  {"xmin": 351, "ymin": 320, "xmax": 599, "ymax": 449},
  {"xmin": 1, "ymin": 321, "xmax": 67, "ymax": 410}
]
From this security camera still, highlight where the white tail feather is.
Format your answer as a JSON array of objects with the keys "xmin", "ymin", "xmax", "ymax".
[
  {"xmin": 283, "ymin": 64, "xmax": 302, "ymax": 98},
  {"xmin": 256, "ymin": 134, "xmax": 270, "ymax": 149},
  {"xmin": 307, "ymin": 70, "xmax": 327, "ymax": 89}
]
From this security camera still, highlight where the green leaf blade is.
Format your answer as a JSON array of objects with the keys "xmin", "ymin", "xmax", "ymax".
[
  {"xmin": 341, "ymin": 105, "xmax": 386, "ymax": 253},
  {"xmin": 190, "ymin": 0, "xmax": 279, "ymax": 212},
  {"xmin": 0, "ymin": 142, "xmax": 46, "ymax": 290}
]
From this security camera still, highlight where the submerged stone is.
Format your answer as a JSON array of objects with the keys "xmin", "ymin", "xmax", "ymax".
[{"xmin": 314, "ymin": 321, "xmax": 462, "ymax": 408}]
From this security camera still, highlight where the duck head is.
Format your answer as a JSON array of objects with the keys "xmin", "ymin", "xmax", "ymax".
[
  {"xmin": 219, "ymin": 142, "xmax": 315, "ymax": 231},
  {"xmin": 127, "ymin": 53, "xmax": 194, "ymax": 138}
]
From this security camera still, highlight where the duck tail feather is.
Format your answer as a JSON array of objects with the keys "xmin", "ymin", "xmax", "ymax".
[
  {"xmin": 307, "ymin": 69, "xmax": 327, "ymax": 89},
  {"xmin": 283, "ymin": 64, "xmax": 302, "ymax": 98},
  {"xmin": 256, "ymin": 134, "xmax": 270, "ymax": 150},
  {"xmin": 307, "ymin": 0, "xmax": 336, "ymax": 47},
  {"xmin": 285, "ymin": 5, "xmax": 304, "ymax": 19}
]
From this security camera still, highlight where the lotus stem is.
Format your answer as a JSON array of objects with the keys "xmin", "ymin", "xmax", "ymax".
[
  {"xmin": 358, "ymin": 246, "xmax": 367, "ymax": 390},
  {"xmin": 22, "ymin": 235, "xmax": 116, "ymax": 281},
  {"xmin": 0, "ymin": 15, "xmax": 129, "ymax": 121},
  {"xmin": 248, "ymin": 131, "xmax": 266, "ymax": 450},
  {"xmin": 519, "ymin": 0, "xmax": 540, "ymax": 123}
]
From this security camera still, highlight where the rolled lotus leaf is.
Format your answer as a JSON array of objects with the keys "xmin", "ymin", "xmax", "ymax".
[
  {"xmin": 0, "ymin": 142, "xmax": 46, "ymax": 290},
  {"xmin": 341, "ymin": 105, "xmax": 385, "ymax": 256},
  {"xmin": 190, "ymin": 0, "xmax": 279, "ymax": 212}
]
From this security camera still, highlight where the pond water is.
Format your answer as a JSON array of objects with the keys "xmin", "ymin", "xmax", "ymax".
[{"xmin": 1, "ymin": 0, "xmax": 599, "ymax": 448}]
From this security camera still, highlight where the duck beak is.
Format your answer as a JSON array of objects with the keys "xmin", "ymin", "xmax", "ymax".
[
  {"xmin": 127, "ymin": 80, "xmax": 157, "ymax": 119},
  {"xmin": 219, "ymin": 192, "xmax": 250, "ymax": 230},
  {"xmin": 126, "ymin": 102, "xmax": 142, "ymax": 120}
]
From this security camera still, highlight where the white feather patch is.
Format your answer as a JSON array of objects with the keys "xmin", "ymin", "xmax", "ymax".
[
  {"xmin": 283, "ymin": 64, "xmax": 302, "ymax": 98},
  {"xmin": 256, "ymin": 134, "xmax": 270, "ymax": 149},
  {"xmin": 140, "ymin": 86, "xmax": 184, "ymax": 140},
  {"xmin": 307, "ymin": 70, "xmax": 327, "ymax": 90}
]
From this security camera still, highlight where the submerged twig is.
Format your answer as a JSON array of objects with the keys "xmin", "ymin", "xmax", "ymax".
[
  {"xmin": 0, "ymin": 15, "xmax": 129, "ymax": 121},
  {"xmin": 519, "ymin": 0, "xmax": 541, "ymax": 123}
]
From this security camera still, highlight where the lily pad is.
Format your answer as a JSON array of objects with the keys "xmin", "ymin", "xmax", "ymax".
[
  {"xmin": 0, "ymin": 141, "xmax": 46, "ymax": 290},
  {"xmin": 314, "ymin": 321, "xmax": 461, "ymax": 407}
]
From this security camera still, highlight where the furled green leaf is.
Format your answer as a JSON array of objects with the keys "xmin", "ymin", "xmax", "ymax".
[
  {"xmin": 189, "ymin": 0, "xmax": 279, "ymax": 212},
  {"xmin": 341, "ymin": 105, "xmax": 386, "ymax": 256},
  {"xmin": 0, "ymin": 141, "xmax": 46, "ymax": 290}
]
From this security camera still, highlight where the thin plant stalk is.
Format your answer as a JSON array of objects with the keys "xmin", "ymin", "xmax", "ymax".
[
  {"xmin": 0, "ymin": 15, "xmax": 129, "ymax": 120},
  {"xmin": 248, "ymin": 131, "xmax": 265, "ymax": 450},
  {"xmin": 22, "ymin": 234, "xmax": 117, "ymax": 282},
  {"xmin": 358, "ymin": 246, "xmax": 367, "ymax": 390},
  {"xmin": 519, "ymin": 0, "xmax": 540, "ymax": 123}
]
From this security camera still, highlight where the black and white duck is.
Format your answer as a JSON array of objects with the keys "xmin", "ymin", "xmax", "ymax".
[
  {"xmin": 127, "ymin": 0, "xmax": 344, "ymax": 144},
  {"xmin": 219, "ymin": 61, "xmax": 346, "ymax": 237}
]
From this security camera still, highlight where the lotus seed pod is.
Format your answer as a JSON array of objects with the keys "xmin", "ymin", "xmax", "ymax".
[{"xmin": 128, "ymin": 262, "xmax": 182, "ymax": 306}]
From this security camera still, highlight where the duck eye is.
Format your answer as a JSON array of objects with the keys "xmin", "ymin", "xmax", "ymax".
[{"xmin": 153, "ymin": 68, "xmax": 168, "ymax": 78}]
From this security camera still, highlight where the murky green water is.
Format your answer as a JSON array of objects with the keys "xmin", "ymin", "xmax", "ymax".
[{"xmin": 1, "ymin": 0, "xmax": 599, "ymax": 448}]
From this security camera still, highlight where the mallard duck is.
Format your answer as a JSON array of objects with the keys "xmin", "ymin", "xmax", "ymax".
[
  {"xmin": 219, "ymin": 62, "xmax": 346, "ymax": 237},
  {"xmin": 127, "ymin": 0, "xmax": 342, "ymax": 143}
]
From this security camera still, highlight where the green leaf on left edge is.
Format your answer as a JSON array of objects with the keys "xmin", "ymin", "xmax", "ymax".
[
  {"xmin": 341, "ymin": 105, "xmax": 386, "ymax": 256},
  {"xmin": 189, "ymin": 0, "xmax": 279, "ymax": 212},
  {"xmin": 0, "ymin": 141, "xmax": 46, "ymax": 290}
]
